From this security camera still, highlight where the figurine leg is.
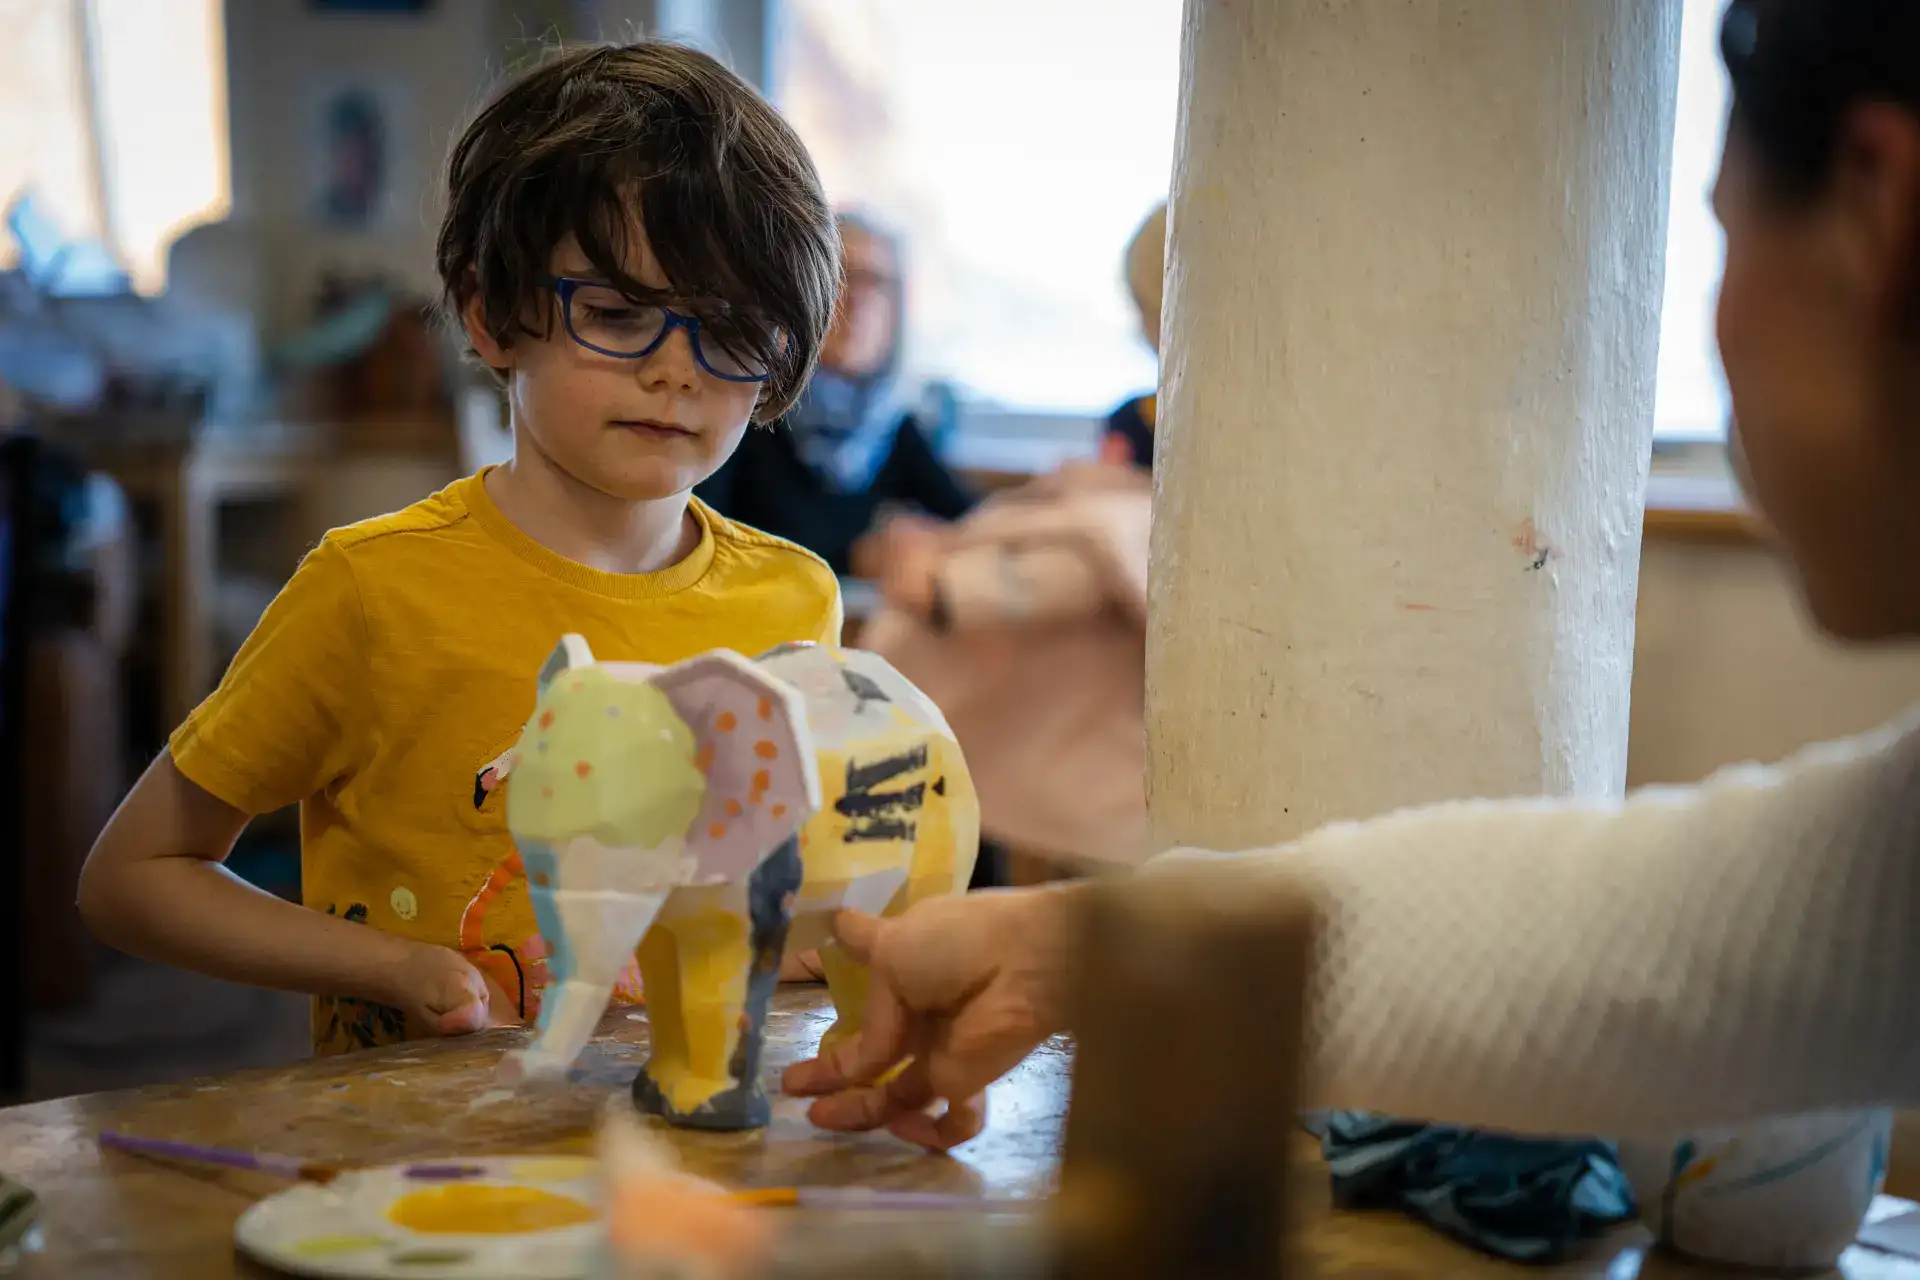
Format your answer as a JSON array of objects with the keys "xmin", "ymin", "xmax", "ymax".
[{"xmin": 635, "ymin": 838, "xmax": 802, "ymax": 1130}]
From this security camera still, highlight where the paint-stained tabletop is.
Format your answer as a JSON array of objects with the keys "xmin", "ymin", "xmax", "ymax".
[{"xmin": 2, "ymin": 987, "xmax": 1918, "ymax": 1278}]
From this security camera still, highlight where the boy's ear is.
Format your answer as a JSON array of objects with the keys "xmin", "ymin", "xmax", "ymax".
[{"xmin": 462, "ymin": 281, "xmax": 513, "ymax": 371}]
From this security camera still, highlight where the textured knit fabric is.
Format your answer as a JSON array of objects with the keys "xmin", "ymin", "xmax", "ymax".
[{"xmin": 1153, "ymin": 706, "xmax": 1920, "ymax": 1137}]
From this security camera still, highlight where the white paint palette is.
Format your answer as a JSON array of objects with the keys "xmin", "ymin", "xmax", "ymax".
[{"xmin": 234, "ymin": 1156, "xmax": 607, "ymax": 1279}]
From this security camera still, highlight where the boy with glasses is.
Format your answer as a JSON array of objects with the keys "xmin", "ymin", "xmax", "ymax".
[{"xmin": 78, "ymin": 42, "xmax": 845, "ymax": 1054}]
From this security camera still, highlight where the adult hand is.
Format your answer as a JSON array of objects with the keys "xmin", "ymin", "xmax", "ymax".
[
  {"xmin": 780, "ymin": 948, "xmax": 827, "ymax": 982},
  {"xmin": 851, "ymin": 513, "xmax": 938, "ymax": 580},
  {"xmin": 390, "ymin": 943, "xmax": 518, "ymax": 1037},
  {"xmin": 781, "ymin": 887, "xmax": 1079, "ymax": 1150}
]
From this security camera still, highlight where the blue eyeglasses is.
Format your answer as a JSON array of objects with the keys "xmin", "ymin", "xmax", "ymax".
[{"xmin": 547, "ymin": 276, "xmax": 774, "ymax": 383}]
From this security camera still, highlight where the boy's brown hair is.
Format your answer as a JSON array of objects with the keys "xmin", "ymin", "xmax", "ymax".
[{"xmin": 437, "ymin": 42, "xmax": 838, "ymax": 421}]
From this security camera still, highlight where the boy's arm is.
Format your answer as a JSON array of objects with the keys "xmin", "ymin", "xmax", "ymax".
[
  {"xmin": 80, "ymin": 755, "xmax": 499, "ymax": 1032},
  {"xmin": 79, "ymin": 753, "xmax": 413, "ymax": 1003},
  {"xmin": 77, "ymin": 540, "xmax": 505, "ymax": 1034}
]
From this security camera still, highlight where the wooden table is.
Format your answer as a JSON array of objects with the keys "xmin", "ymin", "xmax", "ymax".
[{"xmin": 3, "ymin": 989, "xmax": 1917, "ymax": 1278}]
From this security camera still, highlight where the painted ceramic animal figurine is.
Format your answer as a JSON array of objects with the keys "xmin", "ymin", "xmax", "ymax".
[{"xmin": 497, "ymin": 635, "xmax": 978, "ymax": 1131}]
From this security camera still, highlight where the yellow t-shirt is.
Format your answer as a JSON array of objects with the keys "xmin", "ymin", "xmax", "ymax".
[{"xmin": 168, "ymin": 471, "xmax": 841, "ymax": 1055}]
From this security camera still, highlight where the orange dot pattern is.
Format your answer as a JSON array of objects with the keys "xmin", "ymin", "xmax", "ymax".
[
  {"xmin": 715, "ymin": 711, "xmax": 737, "ymax": 733},
  {"xmin": 753, "ymin": 740, "xmax": 778, "ymax": 760}
]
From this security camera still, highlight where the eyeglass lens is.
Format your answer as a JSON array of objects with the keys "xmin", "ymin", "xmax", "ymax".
[{"xmin": 565, "ymin": 281, "xmax": 765, "ymax": 379}]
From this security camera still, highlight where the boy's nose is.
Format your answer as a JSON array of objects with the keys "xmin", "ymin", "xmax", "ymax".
[{"xmin": 638, "ymin": 325, "xmax": 702, "ymax": 393}]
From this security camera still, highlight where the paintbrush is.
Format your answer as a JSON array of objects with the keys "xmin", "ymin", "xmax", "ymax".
[
  {"xmin": 97, "ymin": 1132, "xmax": 343, "ymax": 1184},
  {"xmin": 96, "ymin": 1134, "xmax": 1035, "ymax": 1215},
  {"xmin": 729, "ymin": 1187, "xmax": 1036, "ymax": 1212}
]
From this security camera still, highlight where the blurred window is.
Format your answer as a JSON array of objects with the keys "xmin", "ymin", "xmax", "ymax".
[{"xmin": 0, "ymin": 0, "xmax": 230, "ymax": 295}]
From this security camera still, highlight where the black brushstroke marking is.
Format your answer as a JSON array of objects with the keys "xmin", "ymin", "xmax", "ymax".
[
  {"xmin": 489, "ymin": 944, "xmax": 527, "ymax": 1019},
  {"xmin": 840, "ymin": 667, "xmax": 890, "ymax": 706},
  {"xmin": 838, "ymin": 783, "xmax": 925, "ymax": 820},
  {"xmin": 842, "ymin": 817, "xmax": 914, "ymax": 843},
  {"xmin": 932, "ymin": 776, "xmax": 946, "ymax": 796},
  {"xmin": 837, "ymin": 746, "xmax": 928, "ymax": 843},
  {"xmin": 844, "ymin": 745, "xmax": 926, "ymax": 792}
]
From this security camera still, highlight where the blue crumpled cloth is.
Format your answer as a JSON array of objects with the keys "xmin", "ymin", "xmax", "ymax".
[{"xmin": 1305, "ymin": 1111, "xmax": 1635, "ymax": 1263}]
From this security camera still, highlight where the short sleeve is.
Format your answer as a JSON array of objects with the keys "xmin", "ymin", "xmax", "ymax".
[
  {"xmin": 168, "ymin": 538, "xmax": 372, "ymax": 814},
  {"xmin": 815, "ymin": 576, "xmax": 846, "ymax": 646}
]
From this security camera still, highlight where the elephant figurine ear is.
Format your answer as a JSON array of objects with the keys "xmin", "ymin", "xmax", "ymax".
[
  {"xmin": 648, "ymin": 651, "xmax": 820, "ymax": 883},
  {"xmin": 537, "ymin": 634, "xmax": 599, "ymax": 694}
]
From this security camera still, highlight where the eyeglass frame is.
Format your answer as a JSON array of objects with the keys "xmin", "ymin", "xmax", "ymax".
[{"xmin": 545, "ymin": 275, "xmax": 773, "ymax": 384}]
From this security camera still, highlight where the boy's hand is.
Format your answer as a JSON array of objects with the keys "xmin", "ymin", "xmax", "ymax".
[
  {"xmin": 391, "ymin": 944, "xmax": 519, "ymax": 1037},
  {"xmin": 781, "ymin": 888, "xmax": 1078, "ymax": 1150}
]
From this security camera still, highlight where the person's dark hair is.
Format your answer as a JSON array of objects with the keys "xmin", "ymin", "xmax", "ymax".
[
  {"xmin": 437, "ymin": 41, "xmax": 839, "ymax": 421},
  {"xmin": 1721, "ymin": 0, "xmax": 1920, "ymax": 200}
]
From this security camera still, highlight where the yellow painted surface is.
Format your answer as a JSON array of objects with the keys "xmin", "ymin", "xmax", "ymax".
[
  {"xmin": 637, "ymin": 908, "xmax": 750, "ymax": 1113},
  {"xmin": 811, "ymin": 732, "xmax": 978, "ymax": 1044},
  {"xmin": 386, "ymin": 1184, "xmax": 596, "ymax": 1234}
]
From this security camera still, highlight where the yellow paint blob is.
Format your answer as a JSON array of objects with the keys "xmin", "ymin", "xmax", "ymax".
[
  {"xmin": 387, "ymin": 1184, "xmax": 597, "ymax": 1235},
  {"xmin": 509, "ymin": 1156, "xmax": 599, "ymax": 1183}
]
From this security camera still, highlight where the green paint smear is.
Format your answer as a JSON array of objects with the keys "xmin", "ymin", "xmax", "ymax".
[
  {"xmin": 508, "ymin": 668, "xmax": 707, "ymax": 849},
  {"xmin": 394, "ymin": 1247, "xmax": 476, "ymax": 1266},
  {"xmin": 290, "ymin": 1234, "xmax": 385, "ymax": 1257}
]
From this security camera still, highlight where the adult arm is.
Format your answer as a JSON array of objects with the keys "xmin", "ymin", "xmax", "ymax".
[
  {"xmin": 1153, "ymin": 708, "xmax": 1920, "ymax": 1136},
  {"xmin": 790, "ymin": 709, "xmax": 1920, "ymax": 1143}
]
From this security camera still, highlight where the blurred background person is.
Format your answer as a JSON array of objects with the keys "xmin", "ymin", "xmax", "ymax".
[
  {"xmin": 698, "ymin": 212, "xmax": 976, "ymax": 576},
  {"xmin": 857, "ymin": 208, "xmax": 1165, "ymax": 892},
  {"xmin": 1099, "ymin": 202, "xmax": 1165, "ymax": 471}
]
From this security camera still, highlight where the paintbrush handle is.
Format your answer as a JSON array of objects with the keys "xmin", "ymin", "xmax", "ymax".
[
  {"xmin": 97, "ymin": 1132, "xmax": 332, "ymax": 1182},
  {"xmin": 794, "ymin": 1188, "xmax": 1034, "ymax": 1212}
]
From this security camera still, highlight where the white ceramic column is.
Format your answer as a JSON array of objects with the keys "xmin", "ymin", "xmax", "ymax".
[{"xmin": 1147, "ymin": 0, "xmax": 1682, "ymax": 852}]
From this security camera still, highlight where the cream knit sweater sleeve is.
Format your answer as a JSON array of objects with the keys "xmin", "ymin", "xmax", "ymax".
[{"xmin": 1152, "ymin": 707, "xmax": 1920, "ymax": 1137}]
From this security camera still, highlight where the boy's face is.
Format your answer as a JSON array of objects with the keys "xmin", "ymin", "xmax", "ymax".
[{"xmin": 465, "ymin": 225, "xmax": 762, "ymax": 503}]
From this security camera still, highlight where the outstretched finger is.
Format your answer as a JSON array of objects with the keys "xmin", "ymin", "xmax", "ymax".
[
  {"xmin": 804, "ymin": 1057, "xmax": 934, "ymax": 1133},
  {"xmin": 888, "ymin": 1092, "xmax": 987, "ymax": 1152},
  {"xmin": 784, "ymin": 935, "xmax": 911, "ymax": 1097}
]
